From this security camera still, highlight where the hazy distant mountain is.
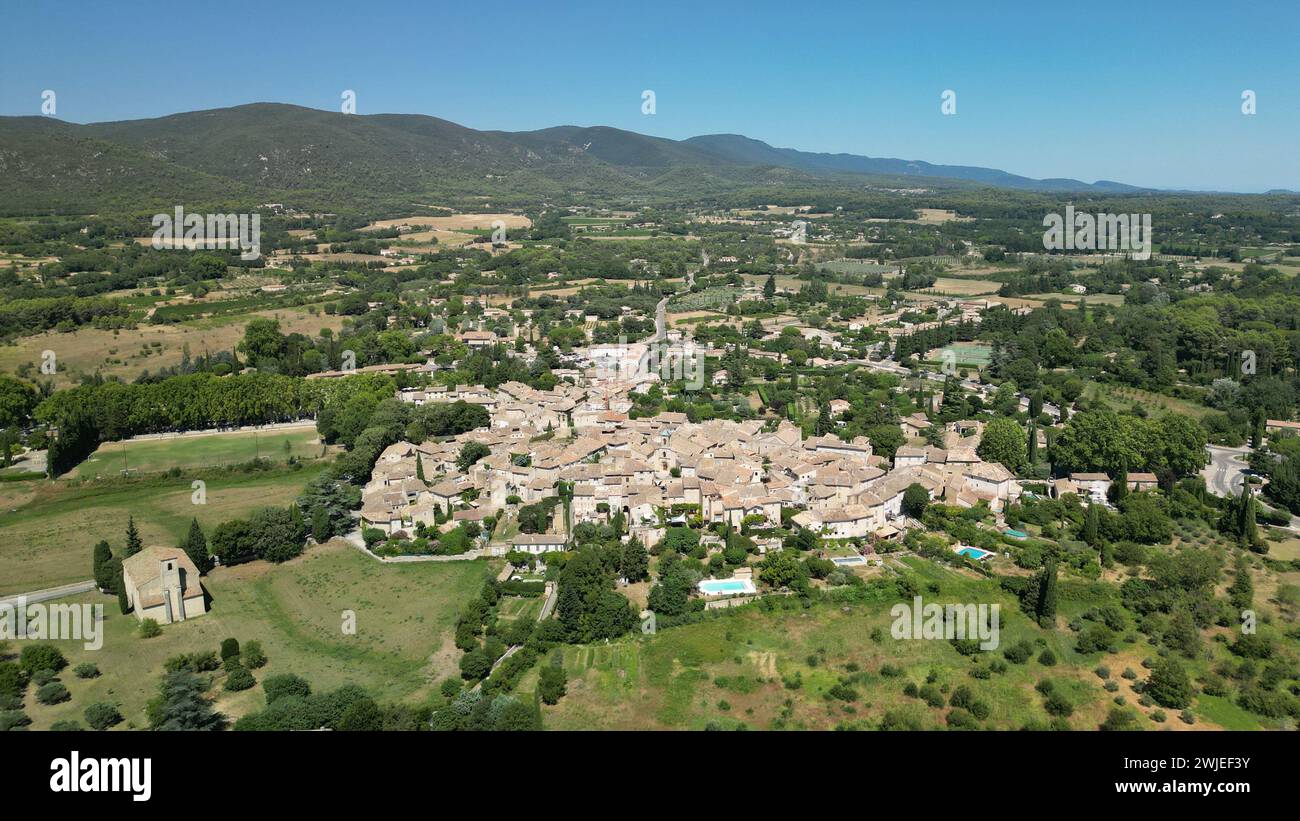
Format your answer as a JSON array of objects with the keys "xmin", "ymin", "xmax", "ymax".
[
  {"xmin": 0, "ymin": 102, "xmax": 1150, "ymax": 213},
  {"xmin": 684, "ymin": 134, "xmax": 1145, "ymax": 192}
]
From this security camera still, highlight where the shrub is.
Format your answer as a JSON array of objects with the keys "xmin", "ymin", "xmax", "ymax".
[
  {"xmin": 1004, "ymin": 640, "xmax": 1033, "ymax": 664},
  {"xmin": 36, "ymin": 681, "xmax": 71, "ymax": 705},
  {"xmin": 139, "ymin": 618, "xmax": 162, "ymax": 638},
  {"xmin": 50, "ymin": 720, "xmax": 83, "ymax": 731},
  {"xmin": 946, "ymin": 708, "xmax": 979, "ymax": 729},
  {"xmin": 84, "ymin": 702, "xmax": 123, "ymax": 730},
  {"xmin": 1043, "ymin": 692, "xmax": 1073, "ymax": 717},
  {"xmin": 220, "ymin": 638, "xmax": 241, "ymax": 660},
  {"xmin": 917, "ymin": 684, "xmax": 945, "ymax": 708},
  {"xmin": 242, "ymin": 640, "xmax": 267, "ymax": 669},
  {"xmin": 0, "ymin": 710, "xmax": 32, "ymax": 731},
  {"xmin": 1038, "ymin": 648, "xmax": 1057, "ymax": 666},
  {"xmin": 827, "ymin": 682, "xmax": 859, "ymax": 702},
  {"xmin": 1100, "ymin": 707, "xmax": 1139, "ymax": 731},
  {"xmin": 19, "ymin": 644, "xmax": 67, "ymax": 676},
  {"xmin": 74, "ymin": 663, "xmax": 100, "ymax": 679},
  {"xmin": 262, "ymin": 674, "xmax": 310, "ymax": 704},
  {"xmin": 224, "ymin": 666, "xmax": 255, "ymax": 692}
]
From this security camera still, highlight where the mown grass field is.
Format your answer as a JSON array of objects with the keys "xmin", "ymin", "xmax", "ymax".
[
  {"xmin": 75, "ymin": 427, "xmax": 327, "ymax": 479},
  {"xmin": 17, "ymin": 541, "xmax": 497, "ymax": 729},
  {"xmin": 0, "ymin": 463, "xmax": 328, "ymax": 595},
  {"xmin": 528, "ymin": 559, "xmax": 1269, "ymax": 730}
]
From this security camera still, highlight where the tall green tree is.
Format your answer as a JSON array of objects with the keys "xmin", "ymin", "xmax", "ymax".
[
  {"xmin": 977, "ymin": 416, "xmax": 1027, "ymax": 472},
  {"xmin": 92, "ymin": 541, "xmax": 114, "ymax": 590},
  {"xmin": 183, "ymin": 518, "xmax": 211, "ymax": 575},
  {"xmin": 1228, "ymin": 554, "xmax": 1254, "ymax": 611},
  {"xmin": 1036, "ymin": 557, "xmax": 1058, "ymax": 629},
  {"xmin": 1145, "ymin": 657, "xmax": 1192, "ymax": 709},
  {"xmin": 1081, "ymin": 502, "xmax": 1100, "ymax": 547},
  {"xmin": 124, "ymin": 515, "xmax": 142, "ymax": 557}
]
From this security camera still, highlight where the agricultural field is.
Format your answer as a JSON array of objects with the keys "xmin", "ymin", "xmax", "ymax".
[
  {"xmin": 0, "ymin": 463, "xmax": 328, "ymax": 596},
  {"xmin": 74, "ymin": 425, "xmax": 328, "ymax": 480},
  {"xmin": 19, "ymin": 541, "xmax": 497, "ymax": 729},
  {"xmin": 916, "ymin": 277, "xmax": 1002, "ymax": 297},
  {"xmin": 362, "ymin": 213, "xmax": 532, "ymax": 232}
]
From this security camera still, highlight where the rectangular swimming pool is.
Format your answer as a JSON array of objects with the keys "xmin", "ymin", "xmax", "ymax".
[
  {"xmin": 956, "ymin": 546, "xmax": 994, "ymax": 560},
  {"xmin": 698, "ymin": 578, "xmax": 757, "ymax": 596}
]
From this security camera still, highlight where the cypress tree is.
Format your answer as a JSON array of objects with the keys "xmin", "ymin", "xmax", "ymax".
[
  {"xmin": 816, "ymin": 400, "xmax": 834, "ymax": 436},
  {"xmin": 1111, "ymin": 464, "xmax": 1128, "ymax": 503},
  {"xmin": 116, "ymin": 564, "xmax": 130, "ymax": 615},
  {"xmin": 1082, "ymin": 503, "xmax": 1099, "ymax": 547},
  {"xmin": 1239, "ymin": 489, "xmax": 1258, "ymax": 549},
  {"xmin": 1027, "ymin": 423, "xmax": 1038, "ymax": 465},
  {"xmin": 183, "ymin": 518, "xmax": 211, "ymax": 575},
  {"xmin": 1036, "ymin": 557, "xmax": 1058, "ymax": 629},
  {"xmin": 1228, "ymin": 554, "xmax": 1254, "ymax": 611},
  {"xmin": 92, "ymin": 540, "xmax": 114, "ymax": 590},
  {"xmin": 124, "ymin": 515, "xmax": 142, "ymax": 557}
]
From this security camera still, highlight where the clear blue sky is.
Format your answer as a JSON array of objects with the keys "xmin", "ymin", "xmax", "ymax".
[{"xmin": 4, "ymin": 0, "xmax": 1297, "ymax": 191}]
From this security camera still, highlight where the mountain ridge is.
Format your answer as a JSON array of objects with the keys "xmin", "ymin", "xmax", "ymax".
[{"xmin": 0, "ymin": 102, "xmax": 1153, "ymax": 214}]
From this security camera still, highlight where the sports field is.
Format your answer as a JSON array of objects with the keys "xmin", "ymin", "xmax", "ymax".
[{"xmin": 928, "ymin": 343, "xmax": 994, "ymax": 367}]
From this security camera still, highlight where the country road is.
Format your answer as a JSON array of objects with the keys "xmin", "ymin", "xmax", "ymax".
[{"xmin": 654, "ymin": 296, "xmax": 668, "ymax": 341}]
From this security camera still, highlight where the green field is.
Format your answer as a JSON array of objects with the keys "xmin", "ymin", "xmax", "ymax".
[
  {"xmin": 76, "ymin": 427, "xmax": 326, "ymax": 479},
  {"xmin": 18, "ymin": 542, "xmax": 497, "ymax": 729},
  {"xmin": 0, "ymin": 464, "xmax": 328, "ymax": 595}
]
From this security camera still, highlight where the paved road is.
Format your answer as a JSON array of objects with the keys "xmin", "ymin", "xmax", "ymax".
[
  {"xmin": 653, "ymin": 296, "xmax": 669, "ymax": 341},
  {"xmin": 0, "ymin": 580, "xmax": 97, "ymax": 607},
  {"xmin": 1203, "ymin": 445, "xmax": 1251, "ymax": 497}
]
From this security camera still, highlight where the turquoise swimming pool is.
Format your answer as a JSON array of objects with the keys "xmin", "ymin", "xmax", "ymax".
[
  {"xmin": 1004, "ymin": 529, "xmax": 1028, "ymax": 539},
  {"xmin": 698, "ymin": 578, "xmax": 757, "ymax": 595},
  {"xmin": 956, "ymin": 546, "xmax": 993, "ymax": 560}
]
